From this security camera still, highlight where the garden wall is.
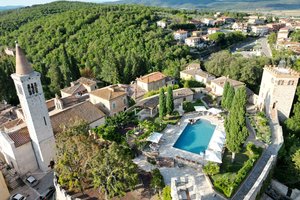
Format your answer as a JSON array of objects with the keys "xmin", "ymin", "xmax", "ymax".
[
  {"xmin": 243, "ymin": 108, "xmax": 284, "ymax": 200},
  {"xmin": 54, "ymin": 174, "xmax": 81, "ymax": 200}
]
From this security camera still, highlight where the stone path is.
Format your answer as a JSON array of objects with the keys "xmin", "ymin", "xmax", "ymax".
[{"xmin": 231, "ymin": 109, "xmax": 283, "ymax": 200}]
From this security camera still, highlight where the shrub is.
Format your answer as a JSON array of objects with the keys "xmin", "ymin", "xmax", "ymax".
[
  {"xmin": 203, "ymin": 162, "xmax": 220, "ymax": 175},
  {"xmin": 183, "ymin": 79, "xmax": 206, "ymax": 88},
  {"xmin": 183, "ymin": 101, "xmax": 195, "ymax": 112},
  {"xmin": 162, "ymin": 186, "xmax": 172, "ymax": 200},
  {"xmin": 150, "ymin": 169, "xmax": 165, "ymax": 193}
]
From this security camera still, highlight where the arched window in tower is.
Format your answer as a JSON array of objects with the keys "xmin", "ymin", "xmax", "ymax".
[
  {"xmin": 27, "ymin": 84, "xmax": 32, "ymax": 95},
  {"xmin": 34, "ymin": 83, "xmax": 38, "ymax": 93},
  {"xmin": 31, "ymin": 83, "xmax": 35, "ymax": 95}
]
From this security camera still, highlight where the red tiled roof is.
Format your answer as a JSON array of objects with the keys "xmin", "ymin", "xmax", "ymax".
[
  {"xmin": 8, "ymin": 127, "xmax": 31, "ymax": 148},
  {"xmin": 137, "ymin": 72, "xmax": 166, "ymax": 83}
]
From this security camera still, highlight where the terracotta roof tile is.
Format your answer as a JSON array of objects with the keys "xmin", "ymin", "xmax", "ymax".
[
  {"xmin": 137, "ymin": 72, "xmax": 166, "ymax": 84},
  {"xmin": 90, "ymin": 85, "xmax": 126, "ymax": 100},
  {"xmin": 211, "ymin": 76, "xmax": 245, "ymax": 88},
  {"xmin": 8, "ymin": 127, "xmax": 31, "ymax": 148},
  {"xmin": 50, "ymin": 101, "xmax": 105, "ymax": 134}
]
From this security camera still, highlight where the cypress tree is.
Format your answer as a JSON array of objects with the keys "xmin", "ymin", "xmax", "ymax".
[
  {"xmin": 159, "ymin": 88, "xmax": 166, "ymax": 118},
  {"xmin": 221, "ymin": 82, "xmax": 230, "ymax": 109},
  {"xmin": 225, "ymin": 86, "xmax": 248, "ymax": 161},
  {"xmin": 166, "ymin": 86, "xmax": 174, "ymax": 115},
  {"xmin": 224, "ymin": 85, "xmax": 235, "ymax": 110}
]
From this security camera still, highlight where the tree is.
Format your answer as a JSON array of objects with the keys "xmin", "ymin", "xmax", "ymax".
[
  {"xmin": 208, "ymin": 32, "xmax": 225, "ymax": 44},
  {"xmin": 166, "ymin": 86, "xmax": 174, "ymax": 115},
  {"xmin": 268, "ymin": 32, "xmax": 277, "ymax": 45},
  {"xmin": 159, "ymin": 88, "xmax": 166, "ymax": 118},
  {"xmin": 150, "ymin": 168, "xmax": 165, "ymax": 194},
  {"xmin": 225, "ymin": 86, "xmax": 248, "ymax": 161},
  {"xmin": 55, "ymin": 120, "xmax": 97, "ymax": 194},
  {"xmin": 91, "ymin": 142, "xmax": 138, "ymax": 200},
  {"xmin": 203, "ymin": 162, "xmax": 220, "ymax": 175},
  {"xmin": 224, "ymin": 85, "xmax": 235, "ymax": 110},
  {"xmin": 162, "ymin": 186, "xmax": 172, "ymax": 200},
  {"xmin": 221, "ymin": 82, "xmax": 230, "ymax": 109}
]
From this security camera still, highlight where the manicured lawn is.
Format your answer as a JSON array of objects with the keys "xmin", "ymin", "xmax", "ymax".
[{"xmin": 212, "ymin": 149, "xmax": 249, "ymax": 182}]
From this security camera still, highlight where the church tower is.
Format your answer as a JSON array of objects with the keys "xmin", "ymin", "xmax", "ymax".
[{"xmin": 11, "ymin": 43, "xmax": 55, "ymax": 172}]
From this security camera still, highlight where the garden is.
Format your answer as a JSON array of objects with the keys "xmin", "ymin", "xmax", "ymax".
[
  {"xmin": 204, "ymin": 143, "xmax": 262, "ymax": 198},
  {"xmin": 248, "ymin": 111, "xmax": 271, "ymax": 144}
]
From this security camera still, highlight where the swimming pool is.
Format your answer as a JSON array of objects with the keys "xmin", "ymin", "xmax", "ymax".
[{"xmin": 173, "ymin": 119, "xmax": 216, "ymax": 154}]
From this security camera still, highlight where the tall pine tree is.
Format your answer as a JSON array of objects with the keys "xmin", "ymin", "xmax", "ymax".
[
  {"xmin": 159, "ymin": 88, "xmax": 166, "ymax": 118},
  {"xmin": 166, "ymin": 86, "xmax": 174, "ymax": 115},
  {"xmin": 221, "ymin": 82, "xmax": 230, "ymax": 109},
  {"xmin": 225, "ymin": 86, "xmax": 248, "ymax": 161},
  {"xmin": 224, "ymin": 85, "xmax": 235, "ymax": 110}
]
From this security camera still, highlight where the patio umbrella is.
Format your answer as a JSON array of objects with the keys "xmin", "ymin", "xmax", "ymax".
[
  {"xmin": 204, "ymin": 149, "xmax": 222, "ymax": 163},
  {"xmin": 208, "ymin": 107, "xmax": 222, "ymax": 115},
  {"xmin": 146, "ymin": 132, "xmax": 163, "ymax": 143},
  {"xmin": 194, "ymin": 106, "xmax": 207, "ymax": 112}
]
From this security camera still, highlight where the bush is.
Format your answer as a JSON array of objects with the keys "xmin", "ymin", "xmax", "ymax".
[
  {"xmin": 162, "ymin": 186, "xmax": 172, "ymax": 200},
  {"xmin": 183, "ymin": 101, "xmax": 195, "ymax": 112},
  {"xmin": 150, "ymin": 169, "xmax": 165, "ymax": 193},
  {"xmin": 203, "ymin": 162, "xmax": 220, "ymax": 175},
  {"xmin": 183, "ymin": 79, "xmax": 206, "ymax": 88}
]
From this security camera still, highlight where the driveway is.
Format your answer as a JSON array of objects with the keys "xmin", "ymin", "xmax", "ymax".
[{"xmin": 10, "ymin": 171, "xmax": 55, "ymax": 200}]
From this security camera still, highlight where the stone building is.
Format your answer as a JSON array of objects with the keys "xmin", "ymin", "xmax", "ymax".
[
  {"xmin": 0, "ymin": 44, "xmax": 106, "ymax": 176},
  {"xmin": 60, "ymin": 77, "xmax": 97, "ymax": 98},
  {"xmin": 257, "ymin": 65, "xmax": 300, "ymax": 121},
  {"xmin": 89, "ymin": 85, "xmax": 128, "ymax": 116},
  {"xmin": 137, "ymin": 72, "xmax": 167, "ymax": 92}
]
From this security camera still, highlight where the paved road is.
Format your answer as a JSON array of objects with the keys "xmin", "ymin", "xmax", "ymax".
[
  {"xmin": 230, "ymin": 36, "xmax": 272, "ymax": 58},
  {"xmin": 260, "ymin": 36, "xmax": 272, "ymax": 58}
]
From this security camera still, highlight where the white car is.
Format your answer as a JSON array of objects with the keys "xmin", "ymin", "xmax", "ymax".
[
  {"xmin": 10, "ymin": 194, "xmax": 26, "ymax": 200},
  {"xmin": 26, "ymin": 175, "xmax": 39, "ymax": 187}
]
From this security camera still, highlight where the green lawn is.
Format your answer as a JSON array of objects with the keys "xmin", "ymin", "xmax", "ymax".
[{"xmin": 212, "ymin": 149, "xmax": 249, "ymax": 182}]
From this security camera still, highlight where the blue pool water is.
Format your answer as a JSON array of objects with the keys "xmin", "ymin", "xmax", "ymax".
[{"xmin": 173, "ymin": 119, "xmax": 216, "ymax": 154}]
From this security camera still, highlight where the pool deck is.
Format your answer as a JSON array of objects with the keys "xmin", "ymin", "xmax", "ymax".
[{"xmin": 159, "ymin": 112, "xmax": 225, "ymax": 165}]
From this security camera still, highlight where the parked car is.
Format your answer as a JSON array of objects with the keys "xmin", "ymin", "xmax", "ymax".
[
  {"xmin": 10, "ymin": 194, "xmax": 26, "ymax": 200},
  {"xmin": 39, "ymin": 186, "xmax": 55, "ymax": 200},
  {"xmin": 26, "ymin": 175, "xmax": 39, "ymax": 187}
]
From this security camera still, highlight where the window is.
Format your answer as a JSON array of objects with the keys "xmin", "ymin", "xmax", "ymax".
[
  {"xmin": 31, "ymin": 84, "xmax": 35, "ymax": 94},
  {"xmin": 277, "ymin": 80, "xmax": 284, "ymax": 85},
  {"xmin": 123, "ymin": 97, "xmax": 126, "ymax": 105},
  {"xmin": 112, "ymin": 102, "xmax": 116, "ymax": 109},
  {"xmin": 27, "ymin": 84, "xmax": 32, "ymax": 95},
  {"xmin": 43, "ymin": 117, "xmax": 47, "ymax": 126},
  {"xmin": 34, "ymin": 83, "xmax": 38, "ymax": 93},
  {"xmin": 288, "ymin": 80, "xmax": 294, "ymax": 85}
]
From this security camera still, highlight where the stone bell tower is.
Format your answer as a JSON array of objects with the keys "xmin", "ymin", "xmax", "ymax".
[{"xmin": 11, "ymin": 43, "xmax": 55, "ymax": 172}]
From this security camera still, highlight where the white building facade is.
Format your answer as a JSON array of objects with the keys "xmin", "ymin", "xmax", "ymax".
[
  {"xmin": 257, "ymin": 66, "xmax": 300, "ymax": 121},
  {"xmin": 10, "ymin": 44, "xmax": 56, "ymax": 172}
]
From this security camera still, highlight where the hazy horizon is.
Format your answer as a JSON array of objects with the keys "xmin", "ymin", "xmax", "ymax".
[{"xmin": 0, "ymin": 0, "xmax": 118, "ymax": 7}]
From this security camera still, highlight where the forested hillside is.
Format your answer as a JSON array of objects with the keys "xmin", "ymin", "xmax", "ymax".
[{"xmin": 0, "ymin": 1, "xmax": 191, "ymax": 104}]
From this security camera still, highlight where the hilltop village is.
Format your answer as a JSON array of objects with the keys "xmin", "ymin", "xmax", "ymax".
[{"xmin": 1, "ymin": 4, "xmax": 300, "ymax": 200}]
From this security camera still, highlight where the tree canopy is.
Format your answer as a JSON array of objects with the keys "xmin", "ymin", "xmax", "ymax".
[
  {"xmin": 225, "ymin": 86, "xmax": 248, "ymax": 160},
  {"xmin": 0, "ymin": 2, "xmax": 190, "ymax": 103}
]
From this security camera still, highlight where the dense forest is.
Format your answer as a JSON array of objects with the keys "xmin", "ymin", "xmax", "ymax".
[{"xmin": 0, "ymin": 1, "xmax": 193, "ymax": 104}]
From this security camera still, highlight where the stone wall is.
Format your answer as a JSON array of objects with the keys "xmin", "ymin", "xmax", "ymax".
[
  {"xmin": 54, "ymin": 175, "xmax": 81, "ymax": 200},
  {"xmin": 243, "ymin": 108, "xmax": 284, "ymax": 200}
]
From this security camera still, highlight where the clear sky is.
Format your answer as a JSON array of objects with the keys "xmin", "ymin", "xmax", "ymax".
[{"xmin": 0, "ymin": 0, "xmax": 117, "ymax": 6}]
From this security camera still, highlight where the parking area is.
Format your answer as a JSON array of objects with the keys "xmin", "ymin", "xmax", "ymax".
[{"xmin": 10, "ymin": 171, "xmax": 55, "ymax": 200}]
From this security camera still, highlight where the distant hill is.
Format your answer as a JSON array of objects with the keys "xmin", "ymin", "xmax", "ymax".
[
  {"xmin": 0, "ymin": 6, "xmax": 23, "ymax": 11},
  {"xmin": 119, "ymin": 0, "xmax": 300, "ymax": 11}
]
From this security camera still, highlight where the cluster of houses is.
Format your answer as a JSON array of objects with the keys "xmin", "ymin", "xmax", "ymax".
[
  {"xmin": 275, "ymin": 19, "xmax": 300, "ymax": 54},
  {"xmin": 157, "ymin": 12, "xmax": 300, "ymax": 55}
]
